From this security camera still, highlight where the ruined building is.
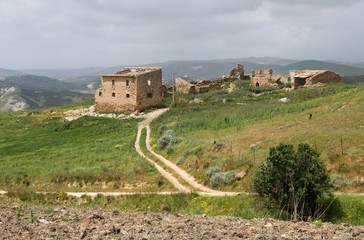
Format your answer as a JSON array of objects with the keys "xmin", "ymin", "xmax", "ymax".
[
  {"xmin": 175, "ymin": 78, "xmax": 223, "ymax": 94},
  {"xmin": 95, "ymin": 67, "xmax": 163, "ymax": 112},
  {"xmin": 250, "ymin": 69, "xmax": 288, "ymax": 87},
  {"xmin": 228, "ymin": 64, "xmax": 245, "ymax": 80},
  {"xmin": 290, "ymin": 70, "xmax": 343, "ymax": 89}
]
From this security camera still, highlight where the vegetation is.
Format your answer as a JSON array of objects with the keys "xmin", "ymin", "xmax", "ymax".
[
  {"xmin": 0, "ymin": 105, "xmax": 168, "ymax": 192},
  {"xmin": 151, "ymin": 83, "xmax": 364, "ymax": 192},
  {"xmin": 1, "ymin": 191, "xmax": 363, "ymax": 225},
  {"xmin": 253, "ymin": 143, "xmax": 333, "ymax": 221}
]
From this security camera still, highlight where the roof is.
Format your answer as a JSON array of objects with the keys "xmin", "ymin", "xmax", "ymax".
[{"xmin": 102, "ymin": 67, "xmax": 161, "ymax": 77}]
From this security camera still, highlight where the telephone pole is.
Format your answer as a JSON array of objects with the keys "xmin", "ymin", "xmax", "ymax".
[{"xmin": 172, "ymin": 72, "xmax": 175, "ymax": 104}]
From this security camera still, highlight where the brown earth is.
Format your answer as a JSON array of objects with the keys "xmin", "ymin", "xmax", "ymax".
[{"xmin": 0, "ymin": 205, "xmax": 363, "ymax": 239}]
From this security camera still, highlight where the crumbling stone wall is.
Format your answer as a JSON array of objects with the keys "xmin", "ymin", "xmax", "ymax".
[
  {"xmin": 95, "ymin": 68, "xmax": 162, "ymax": 112},
  {"xmin": 228, "ymin": 64, "xmax": 245, "ymax": 80},
  {"xmin": 175, "ymin": 78, "xmax": 196, "ymax": 93},
  {"xmin": 250, "ymin": 69, "xmax": 288, "ymax": 87},
  {"xmin": 175, "ymin": 78, "xmax": 222, "ymax": 94}
]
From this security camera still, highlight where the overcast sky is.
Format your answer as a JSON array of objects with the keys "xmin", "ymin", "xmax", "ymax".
[{"xmin": 1, "ymin": 0, "xmax": 363, "ymax": 69}]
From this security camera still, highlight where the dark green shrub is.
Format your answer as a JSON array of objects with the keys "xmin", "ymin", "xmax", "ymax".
[{"xmin": 253, "ymin": 143, "xmax": 333, "ymax": 221}]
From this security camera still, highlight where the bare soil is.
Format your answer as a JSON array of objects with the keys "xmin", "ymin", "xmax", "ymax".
[{"xmin": 0, "ymin": 205, "xmax": 363, "ymax": 239}]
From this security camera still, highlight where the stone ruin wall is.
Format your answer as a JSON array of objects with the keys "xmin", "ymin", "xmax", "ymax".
[
  {"xmin": 175, "ymin": 78, "xmax": 195, "ymax": 93},
  {"xmin": 250, "ymin": 69, "xmax": 289, "ymax": 87}
]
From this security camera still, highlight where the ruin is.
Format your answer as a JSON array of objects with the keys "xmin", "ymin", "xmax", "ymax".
[
  {"xmin": 175, "ymin": 78, "xmax": 223, "ymax": 94},
  {"xmin": 250, "ymin": 69, "xmax": 288, "ymax": 87},
  {"xmin": 95, "ymin": 67, "xmax": 163, "ymax": 112},
  {"xmin": 290, "ymin": 70, "xmax": 343, "ymax": 89},
  {"xmin": 223, "ymin": 64, "xmax": 245, "ymax": 80}
]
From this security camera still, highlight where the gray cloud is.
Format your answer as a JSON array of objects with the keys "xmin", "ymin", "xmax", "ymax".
[{"xmin": 0, "ymin": 0, "xmax": 363, "ymax": 69}]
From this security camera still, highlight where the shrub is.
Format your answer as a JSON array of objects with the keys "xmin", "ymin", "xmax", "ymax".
[
  {"xmin": 205, "ymin": 167, "xmax": 221, "ymax": 178},
  {"xmin": 157, "ymin": 129, "xmax": 182, "ymax": 150},
  {"xmin": 253, "ymin": 143, "xmax": 333, "ymax": 221},
  {"xmin": 205, "ymin": 167, "xmax": 236, "ymax": 187}
]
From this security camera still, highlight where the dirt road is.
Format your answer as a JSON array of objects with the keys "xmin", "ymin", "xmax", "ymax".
[{"xmin": 135, "ymin": 108, "xmax": 242, "ymax": 196}]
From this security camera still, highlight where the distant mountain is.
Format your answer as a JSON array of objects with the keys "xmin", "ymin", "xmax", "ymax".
[
  {"xmin": 274, "ymin": 60, "xmax": 364, "ymax": 76},
  {"xmin": 0, "ymin": 68, "xmax": 25, "ymax": 79},
  {"xmin": 0, "ymin": 75, "xmax": 93, "ymax": 111},
  {"xmin": 209, "ymin": 57, "xmax": 299, "ymax": 66},
  {"xmin": 0, "ymin": 75, "xmax": 71, "ymax": 90}
]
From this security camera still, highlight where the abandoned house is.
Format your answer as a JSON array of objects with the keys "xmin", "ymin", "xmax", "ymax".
[
  {"xmin": 290, "ymin": 70, "xmax": 343, "ymax": 89},
  {"xmin": 250, "ymin": 69, "xmax": 289, "ymax": 87},
  {"xmin": 95, "ymin": 67, "xmax": 163, "ymax": 112}
]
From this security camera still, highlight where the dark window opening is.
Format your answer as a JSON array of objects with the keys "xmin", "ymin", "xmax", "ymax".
[
  {"xmin": 256, "ymin": 82, "xmax": 260, "ymax": 87},
  {"xmin": 147, "ymin": 93, "xmax": 153, "ymax": 98},
  {"xmin": 112, "ymin": 80, "xmax": 115, "ymax": 86},
  {"xmin": 112, "ymin": 92, "xmax": 116, "ymax": 97},
  {"xmin": 126, "ymin": 80, "xmax": 129, "ymax": 86},
  {"xmin": 99, "ymin": 91, "xmax": 102, "ymax": 97},
  {"xmin": 126, "ymin": 93, "xmax": 130, "ymax": 98}
]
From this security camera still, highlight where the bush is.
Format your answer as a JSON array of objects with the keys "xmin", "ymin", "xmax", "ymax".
[
  {"xmin": 205, "ymin": 167, "xmax": 221, "ymax": 178},
  {"xmin": 253, "ymin": 143, "xmax": 333, "ymax": 221},
  {"xmin": 205, "ymin": 167, "xmax": 236, "ymax": 187},
  {"xmin": 157, "ymin": 129, "xmax": 182, "ymax": 150}
]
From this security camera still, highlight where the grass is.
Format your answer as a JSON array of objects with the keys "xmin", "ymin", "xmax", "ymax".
[
  {"xmin": 1, "ymin": 191, "xmax": 363, "ymax": 225},
  {"xmin": 0, "ymin": 105, "xmax": 169, "ymax": 192},
  {"xmin": 150, "ymin": 83, "xmax": 364, "ymax": 192}
]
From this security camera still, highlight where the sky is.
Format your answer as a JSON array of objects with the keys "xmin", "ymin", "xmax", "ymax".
[{"xmin": 1, "ymin": 0, "xmax": 364, "ymax": 69}]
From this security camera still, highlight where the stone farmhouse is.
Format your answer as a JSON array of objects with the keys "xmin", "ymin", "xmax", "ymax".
[
  {"xmin": 290, "ymin": 70, "xmax": 343, "ymax": 89},
  {"xmin": 95, "ymin": 67, "xmax": 163, "ymax": 112},
  {"xmin": 250, "ymin": 69, "xmax": 289, "ymax": 87}
]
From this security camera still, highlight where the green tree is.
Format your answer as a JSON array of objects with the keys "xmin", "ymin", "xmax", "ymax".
[{"xmin": 253, "ymin": 143, "xmax": 333, "ymax": 221}]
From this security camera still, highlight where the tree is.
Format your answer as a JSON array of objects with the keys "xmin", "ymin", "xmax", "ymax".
[{"xmin": 253, "ymin": 143, "xmax": 333, "ymax": 221}]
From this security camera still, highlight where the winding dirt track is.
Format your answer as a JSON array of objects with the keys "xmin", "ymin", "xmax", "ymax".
[{"xmin": 135, "ymin": 108, "xmax": 240, "ymax": 196}]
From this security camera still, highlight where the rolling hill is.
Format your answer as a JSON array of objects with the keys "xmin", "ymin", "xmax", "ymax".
[
  {"xmin": 274, "ymin": 60, "xmax": 364, "ymax": 76},
  {"xmin": 0, "ymin": 75, "xmax": 94, "ymax": 111}
]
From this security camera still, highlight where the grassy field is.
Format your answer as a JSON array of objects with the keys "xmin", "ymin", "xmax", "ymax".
[
  {"xmin": 0, "ymin": 104, "xmax": 170, "ymax": 192},
  {"xmin": 1, "ymin": 191, "xmax": 363, "ymax": 225},
  {"xmin": 150, "ymin": 82, "xmax": 364, "ymax": 192}
]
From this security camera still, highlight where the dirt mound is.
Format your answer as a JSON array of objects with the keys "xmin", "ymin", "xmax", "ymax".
[{"xmin": 0, "ymin": 205, "xmax": 363, "ymax": 239}]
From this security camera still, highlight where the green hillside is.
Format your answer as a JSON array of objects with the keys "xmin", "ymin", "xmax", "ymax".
[
  {"xmin": 0, "ymin": 105, "xmax": 172, "ymax": 192},
  {"xmin": 275, "ymin": 60, "xmax": 364, "ymax": 76},
  {"xmin": 0, "ymin": 75, "xmax": 94, "ymax": 110},
  {"xmin": 150, "ymin": 82, "xmax": 364, "ymax": 193}
]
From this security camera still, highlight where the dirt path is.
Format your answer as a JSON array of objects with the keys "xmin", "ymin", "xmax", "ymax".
[{"xmin": 135, "ymin": 108, "xmax": 241, "ymax": 196}]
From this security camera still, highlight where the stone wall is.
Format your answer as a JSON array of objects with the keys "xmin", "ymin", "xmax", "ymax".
[{"xmin": 250, "ymin": 69, "xmax": 288, "ymax": 87}]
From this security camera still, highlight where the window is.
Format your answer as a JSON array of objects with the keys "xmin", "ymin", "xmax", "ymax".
[
  {"xmin": 126, "ymin": 93, "xmax": 130, "ymax": 98},
  {"xmin": 98, "ymin": 91, "xmax": 102, "ymax": 97},
  {"xmin": 147, "ymin": 93, "xmax": 153, "ymax": 98},
  {"xmin": 126, "ymin": 79, "xmax": 129, "ymax": 86},
  {"xmin": 147, "ymin": 80, "xmax": 151, "ymax": 86},
  {"xmin": 112, "ymin": 92, "xmax": 116, "ymax": 97},
  {"xmin": 112, "ymin": 80, "xmax": 115, "ymax": 86}
]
